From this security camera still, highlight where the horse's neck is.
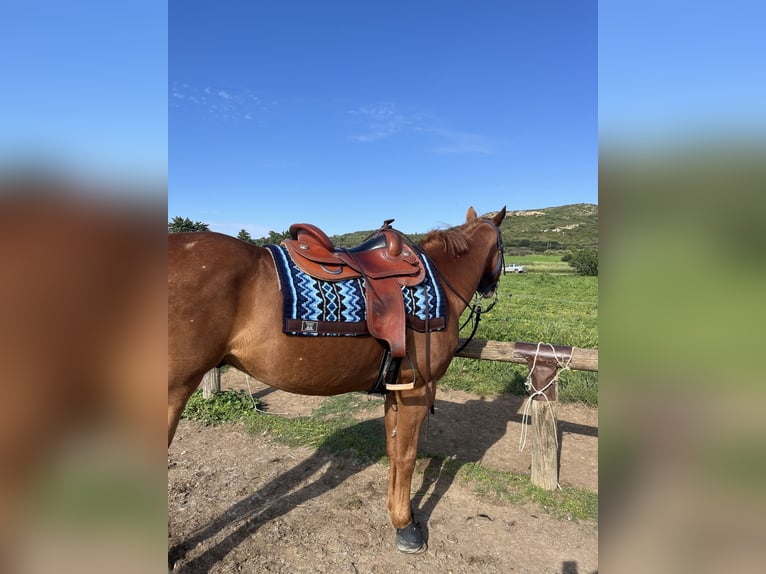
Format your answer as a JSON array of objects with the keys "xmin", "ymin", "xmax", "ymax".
[{"xmin": 422, "ymin": 227, "xmax": 489, "ymax": 314}]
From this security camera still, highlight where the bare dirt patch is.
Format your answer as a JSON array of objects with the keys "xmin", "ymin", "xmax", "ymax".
[{"xmin": 169, "ymin": 372, "xmax": 598, "ymax": 573}]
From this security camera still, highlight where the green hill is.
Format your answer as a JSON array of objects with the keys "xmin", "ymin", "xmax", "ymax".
[
  {"xmin": 330, "ymin": 203, "xmax": 598, "ymax": 255},
  {"xmin": 493, "ymin": 203, "xmax": 598, "ymax": 255}
]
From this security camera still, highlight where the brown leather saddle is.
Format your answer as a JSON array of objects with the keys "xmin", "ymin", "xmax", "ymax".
[{"xmin": 283, "ymin": 221, "xmax": 427, "ymax": 391}]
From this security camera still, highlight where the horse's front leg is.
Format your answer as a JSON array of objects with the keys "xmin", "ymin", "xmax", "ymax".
[{"xmin": 384, "ymin": 384, "xmax": 431, "ymax": 553}]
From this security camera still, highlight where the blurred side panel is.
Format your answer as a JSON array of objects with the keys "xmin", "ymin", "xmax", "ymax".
[
  {"xmin": 600, "ymin": 144, "xmax": 766, "ymax": 573},
  {"xmin": 600, "ymin": 1, "xmax": 766, "ymax": 571},
  {"xmin": 0, "ymin": 178, "xmax": 167, "ymax": 574},
  {"xmin": 0, "ymin": 1, "xmax": 167, "ymax": 573}
]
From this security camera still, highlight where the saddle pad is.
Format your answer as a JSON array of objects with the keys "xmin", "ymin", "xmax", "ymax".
[{"xmin": 265, "ymin": 244, "xmax": 447, "ymax": 336}]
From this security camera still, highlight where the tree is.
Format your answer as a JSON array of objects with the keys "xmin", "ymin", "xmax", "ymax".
[
  {"xmin": 568, "ymin": 248, "xmax": 598, "ymax": 276},
  {"xmin": 252, "ymin": 229, "xmax": 291, "ymax": 246},
  {"xmin": 168, "ymin": 216, "xmax": 209, "ymax": 233},
  {"xmin": 237, "ymin": 229, "xmax": 255, "ymax": 243}
]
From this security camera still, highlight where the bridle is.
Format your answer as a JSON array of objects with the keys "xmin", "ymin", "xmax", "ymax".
[
  {"xmin": 450, "ymin": 218, "xmax": 505, "ymax": 353},
  {"xmin": 476, "ymin": 219, "xmax": 506, "ymax": 298}
]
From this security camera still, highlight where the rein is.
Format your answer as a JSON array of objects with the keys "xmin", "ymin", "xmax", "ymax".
[{"xmin": 454, "ymin": 291, "xmax": 498, "ymax": 354}]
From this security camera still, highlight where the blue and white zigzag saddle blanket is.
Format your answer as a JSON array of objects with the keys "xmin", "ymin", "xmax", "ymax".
[{"xmin": 265, "ymin": 244, "xmax": 447, "ymax": 336}]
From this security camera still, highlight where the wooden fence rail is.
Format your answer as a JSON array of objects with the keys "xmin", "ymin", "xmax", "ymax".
[{"xmin": 455, "ymin": 338, "xmax": 598, "ymax": 371}]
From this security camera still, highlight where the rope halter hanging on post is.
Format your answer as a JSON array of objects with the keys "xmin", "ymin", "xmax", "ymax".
[{"xmin": 518, "ymin": 342, "xmax": 573, "ymax": 454}]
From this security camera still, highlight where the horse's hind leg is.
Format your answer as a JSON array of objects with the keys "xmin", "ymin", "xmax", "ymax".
[
  {"xmin": 384, "ymin": 384, "xmax": 431, "ymax": 553},
  {"xmin": 167, "ymin": 372, "xmax": 204, "ymax": 447},
  {"xmin": 167, "ymin": 372, "xmax": 204, "ymax": 572}
]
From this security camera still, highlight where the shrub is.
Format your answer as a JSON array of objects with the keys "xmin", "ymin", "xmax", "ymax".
[
  {"xmin": 182, "ymin": 390, "xmax": 260, "ymax": 425},
  {"xmin": 568, "ymin": 249, "xmax": 598, "ymax": 276}
]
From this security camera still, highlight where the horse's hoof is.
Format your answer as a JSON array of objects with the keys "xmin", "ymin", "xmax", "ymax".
[{"xmin": 396, "ymin": 520, "xmax": 427, "ymax": 554}]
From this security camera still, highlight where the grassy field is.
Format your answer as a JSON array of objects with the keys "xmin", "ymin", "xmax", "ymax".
[
  {"xmin": 440, "ymin": 261, "xmax": 598, "ymax": 406},
  {"xmin": 504, "ymin": 254, "xmax": 575, "ymax": 274}
]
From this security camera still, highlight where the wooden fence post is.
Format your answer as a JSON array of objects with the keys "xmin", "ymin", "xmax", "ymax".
[
  {"xmin": 528, "ymin": 360, "xmax": 560, "ymax": 490},
  {"xmin": 202, "ymin": 368, "xmax": 221, "ymax": 399}
]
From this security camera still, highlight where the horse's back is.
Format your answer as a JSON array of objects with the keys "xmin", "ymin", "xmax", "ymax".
[
  {"xmin": 168, "ymin": 231, "xmax": 275, "ymax": 290},
  {"xmin": 169, "ymin": 231, "xmax": 255, "ymax": 270}
]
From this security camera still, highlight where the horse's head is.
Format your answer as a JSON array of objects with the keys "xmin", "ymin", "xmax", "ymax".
[{"xmin": 466, "ymin": 206, "xmax": 507, "ymax": 299}]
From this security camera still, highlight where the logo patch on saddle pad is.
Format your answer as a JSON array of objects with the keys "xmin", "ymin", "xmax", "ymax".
[{"xmin": 265, "ymin": 244, "xmax": 447, "ymax": 336}]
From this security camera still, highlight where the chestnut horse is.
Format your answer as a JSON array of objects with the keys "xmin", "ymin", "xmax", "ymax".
[{"xmin": 168, "ymin": 206, "xmax": 506, "ymax": 556}]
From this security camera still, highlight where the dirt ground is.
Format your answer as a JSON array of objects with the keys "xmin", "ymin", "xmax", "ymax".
[{"xmin": 168, "ymin": 371, "xmax": 598, "ymax": 573}]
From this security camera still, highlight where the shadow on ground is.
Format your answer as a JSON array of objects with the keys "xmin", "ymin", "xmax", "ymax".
[{"xmin": 169, "ymin": 392, "xmax": 596, "ymax": 573}]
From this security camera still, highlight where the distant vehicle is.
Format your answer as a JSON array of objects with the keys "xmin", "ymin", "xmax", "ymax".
[{"xmin": 504, "ymin": 263, "xmax": 527, "ymax": 273}]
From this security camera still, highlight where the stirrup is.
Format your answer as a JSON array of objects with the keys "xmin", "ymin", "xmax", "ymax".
[
  {"xmin": 386, "ymin": 381, "xmax": 415, "ymax": 390},
  {"xmin": 369, "ymin": 352, "xmax": 415, "ymax": 393},
  {"xmin": 381, "ymin": 353, "xmax": 414, "ymax": 391}
]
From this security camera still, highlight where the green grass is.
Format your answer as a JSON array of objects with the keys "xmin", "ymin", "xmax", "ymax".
[
  {"xmin": 310, "ymin": 392, "xmax": 383, "ymax": 418},
  {"xmin": 458, "ymin": 462, "xmax": 597, "ymax": 521},
  {"xmin": 506, "ymin": 254, "xmax": 564, "ymax": 264},
  {"xmin": 181, "ymin": 390, "xmax": 388, "ymax": 462},
  {"xmin": 414, "ymin": 456, "xmax": 596, "ymax": 521},
  {"xmin": 181, "ymin": 391, "xmax": 598, "ymax": 522},
  {"xmin": 439, "ymin": 270, "xmax": 599, "ymax": 406},
  {"xmin": 486, "ymin": 272, "xmax": 598, "ymax": 347},
  {"xmin": 505, "ymin": 254, "xmax": 575, "ymax": 274},
  {"xmin": 182, "ymin": 389, "xmax": 262, "ymax": 425},
  {"xmin": 247, "ymin": 415, "xmax": 388, "ymax": 464}
]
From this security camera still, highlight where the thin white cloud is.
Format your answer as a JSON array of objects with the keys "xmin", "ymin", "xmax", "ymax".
[
  {"xmin": 426, "ymin": 128, "xmax": 496, "ymax": 155},
  {"xmin": 170, "ymin": 82, "xmax": 268, "ymax": 122},
  {"xmin": 346, "ymin": 102, "xmax": 495, "ymax": 154},
  {"xmin": 347, "ymin": 103, "xmax": 414, "ymax": 142}
]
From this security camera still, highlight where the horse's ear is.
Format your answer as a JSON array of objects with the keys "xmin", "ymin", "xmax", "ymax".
[
  {"xmin": 491, "ymin": 206, "xmax": 507, "ymax": 226},
  {"xmin": 466, "ymin": 207, "xmax": 478, "ymax": 222}
]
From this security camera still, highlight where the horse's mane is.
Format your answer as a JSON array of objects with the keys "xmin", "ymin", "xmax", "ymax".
[{"xmin": 419, "ymin": 217, "xmax": 483, "ymax": 257}]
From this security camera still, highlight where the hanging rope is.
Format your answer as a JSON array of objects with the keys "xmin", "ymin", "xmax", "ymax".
[{"xmin": 518, "ymin": 342, "xmax": 573, "ymax": 455}]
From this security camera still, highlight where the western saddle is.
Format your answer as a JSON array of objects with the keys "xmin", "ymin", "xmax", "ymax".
[{"xmin": 283, "ymin": 221, "xmax": 427, "ymax": 391}]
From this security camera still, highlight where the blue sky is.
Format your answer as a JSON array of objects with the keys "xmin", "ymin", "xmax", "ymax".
[
  {"xmin": 1, "ymin": 1, "xmax": 167, "ymax": 185},
  {"xmin": 170, "ymin": 1, "xmax": 597, "ymax": 237},
  {"xmin": 599, "ymin": 0, "xmax": 766, "ymax": 145},
  {"xmin": 3, "ymin": 1, "xmax": 763, "ymax": 230}
]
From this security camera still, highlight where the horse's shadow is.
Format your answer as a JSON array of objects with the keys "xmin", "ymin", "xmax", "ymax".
[
  {"xmin": 170, "ymin": 392, "xmax": 596, "ymax": 572},
  {"xmin": 169, "ymin": 416, "xmax": 386, "ymax": 573},
  {"xmin": 412, "ymin": 394, "xmax": 523, "ymax": 536},
  {"xmin": 413, "ymin": 392, "xmax": 598, "ymax": 534}
]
